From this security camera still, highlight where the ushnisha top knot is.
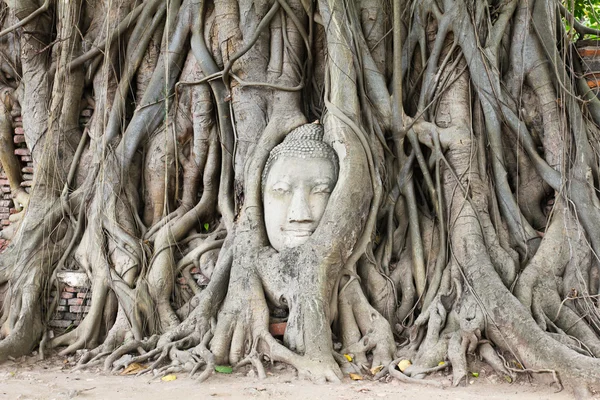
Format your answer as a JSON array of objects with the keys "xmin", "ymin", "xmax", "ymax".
[{"xmin": 262, "ymin": 123, "xmax": 339, "ymax": 187}]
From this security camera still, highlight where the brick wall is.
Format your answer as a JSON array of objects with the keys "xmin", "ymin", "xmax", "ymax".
[
  {"xmin": 0, "ymin": 110, "xmax": 32, "ymax": 252},
  {"xmin": 577, "ymin": 40, "xmax": 600, "ymax": 94}
]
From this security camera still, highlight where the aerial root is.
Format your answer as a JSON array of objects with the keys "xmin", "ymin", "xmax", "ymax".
[
  {"xmin": 96, "ymin": 330, "xmax": 218, "ymax": 382},
  {"xmin": 235, "ymin": 343, "xmax": 266, "ymax": 379},
  {"xmin": 387, "ymin": 357, "xmax": 448, "ymax": 387}
]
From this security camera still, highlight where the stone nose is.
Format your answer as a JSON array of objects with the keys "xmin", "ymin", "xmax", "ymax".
[{"xmin": 287, "ymin": 188, "xmax": 313, "ymax": 223}]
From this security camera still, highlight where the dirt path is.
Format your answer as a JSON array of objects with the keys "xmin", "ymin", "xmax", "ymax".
[{"xmin": 0, "ymin": 355, "xmax": 577, "ymax": 400}]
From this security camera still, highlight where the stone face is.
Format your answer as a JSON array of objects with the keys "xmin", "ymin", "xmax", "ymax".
[{"xmin": 262, "ymin": 124, "xmax": 338, "ymax": 252}]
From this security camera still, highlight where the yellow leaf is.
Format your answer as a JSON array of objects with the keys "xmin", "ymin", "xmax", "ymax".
[
  {"xmin": 370, "ymin": 365, "xmax": 384, "ymax": 375},
  {"xmin": 438, "ymin": 361, "xmax": 446, "ymax": 366},
  {"xmin": 504, "ymin": 375, "xmax": 513, "ymax": 383},
  {"xmin": 120, "ymin": 363, "xmax": 146, "ymax": 375},
  {"xmin": 161, "ymin": 374, "xmax": 177, "ymax": 382},
  {"xmin": 398, "ymin": 359, "xmax": 412, "ymax": 372},
  {"xmin": 344, "ymin": 354, "xmax": 353, "ymax": 362},
  {"xmin": 349, "ymin": 373, "xmax": 363, "ymax": 380}
]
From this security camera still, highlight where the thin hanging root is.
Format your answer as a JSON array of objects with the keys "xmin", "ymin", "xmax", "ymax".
[
  {"xmin": 478, "ymin": 342, "xmax": 514, "ymax": 380},
  {"xmin": 387, "ymin": 358, "xmax": 447, "ymax": 387},
  {"xmin": 497, "ymin": 352, "xmax": 563, "ymax": 392}
]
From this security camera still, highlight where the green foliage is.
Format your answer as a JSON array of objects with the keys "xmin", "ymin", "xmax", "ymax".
[
  {"xmin": 564, "ymin": 0, "xmax": 600, "ymax": 38},
  {"xmin": 214, "ymin": 365, "xmax": 233, "ymax": 374}
]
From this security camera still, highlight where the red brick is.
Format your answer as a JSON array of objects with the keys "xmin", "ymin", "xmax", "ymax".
[
  {"xmin": 67, "ymin": 298, "xmax": 84, "ymax": 306},
  {"xmin": 20, "ymin": 180, "xmax": 33, "ymax": 187},
  {"xmin": 60, "ymin": 291, "xmax": 74, "ymax": 299},
  {"xmin": 14, "ymin": 148, "xmax": 30, "ymax": 156},
  {"xmin": 13, "ymin": 135, "xmax": 25, "ymax": 144},
  {"xmin": 21, "ymin": 156, "xmax": 32, "ymax": 162},
  {"xmin": 76, "ymin": 292, "xmax": 89, "ymax": 298},
  {"xmin": 70, "ymin": 305, "xmax": 91, "ymax": 313},
  {"xmin": 0, "ymin": 179, "xmax": 9, "ymax": 186},
  {"xmin": 14, "ymin": 127, "xmax": 24, "ymax": 135},
  {"xmin": 21, "ymin": 167, "xmax": 33, "ymax": 174},
  {"xmin": 579, "ymin": 48, "xmax": 600, "ymax": 57},
  {"xmin": 13, "ymin": 116, "xmax": 22, "ymax": 122}
]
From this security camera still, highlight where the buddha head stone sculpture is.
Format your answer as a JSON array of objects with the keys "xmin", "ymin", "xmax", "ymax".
[{"xmin": 262, "ymin": 124, "xmax": 339, "ymax": 251}]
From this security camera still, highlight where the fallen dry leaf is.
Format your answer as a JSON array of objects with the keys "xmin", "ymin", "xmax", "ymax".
[
  {"xmin": 398, "ymin": 359, "xmax": 412, "ymax": 372},
  {"xmin": 120, "ymin": 363, "xmax": 146, "ymax": 375}
]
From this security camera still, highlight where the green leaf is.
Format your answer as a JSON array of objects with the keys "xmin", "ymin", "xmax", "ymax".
[
  {"xmin": 215, "ymin": 365, "xmax": 233, "ymax": 374},
  {"xmin": 471, "ymin": 372, "xmax": 479, "ymax": 378},
  {"xmin": 203, "ymin": 223, "xmax": 209, "ymax": 231}
]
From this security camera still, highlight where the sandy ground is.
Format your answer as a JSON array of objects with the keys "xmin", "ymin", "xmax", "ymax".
[{"xmin": 0, "ymin": 354, "xmax": 583, "ymax": 400}]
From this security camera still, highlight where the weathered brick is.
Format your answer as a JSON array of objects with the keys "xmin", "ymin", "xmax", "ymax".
[
  {"xmin": 22, "ymin": 174, "xmax": 33, "ymax": 181},
  {"xmin": 76, "ymin": 291, "xmax": 89, "ymax": 298},
  {"xmin": 70, "ymin": 305, "xmax": 91, "ymax": 313},
  {"xmin": 60, "ymin": 291, "xmax": 74, "ymax": 299},
  {"xmin": 58, "ymin": 299, "xmax": 67, "ymax": 306},
  {"xmin": 21, "ymin": 167, "xmax": 34, "ymax": 174},
  {"xmin": 80, "ymin": 109, "xmax": 93, "ymax": 117},
  {"xmin": 20, "ymin": 180, "xmax": 33, "ymax": 187},
  {"xmin": 56, "ymin": 306, "xmax": 68, "ymax": 312},
  {"xmin": 14, "ymin": 148, "xmax": 30, "ymax": 156},
  {"xmin": 21, "ymin": 156, "xmax": 32, "ymax": 162},
  {"xmin": 63, "ymin": 312, "xmax": 81, "ymax": 320},
  {"xmin": 1, "ymin": 186, "xmax": 10, "ymax": 193},
  {"xmin": 13, "ymin": 135, "xmax": 25, "ymax": 144},
  {"xmin": 49, "ymin": 320, "xmax": 72, "ymax": 328},
  {"xmin": 1, "ymin": 220, "xmax": 10, "ymax": 226},
  {"xmin": 64, "ymin": 286, "xmax": 78, "ymax": 292},
  {"xmin": 578, "ymin": 47, "xmax": 600, "ymax": 57},
  {"xmin": 0, "ymin": 179, "xmax": 9, "ymax": 186},
  {"xmin": 0, "ymin": 207, "xmax": 9, "ymax": 213},
  {"xmin": 67, "ymin": 298, "xmax": 84, "ymax": 306},
  {"xmin": 13, "ymin": 127, "xmax": 24, "ymax": 135}
]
